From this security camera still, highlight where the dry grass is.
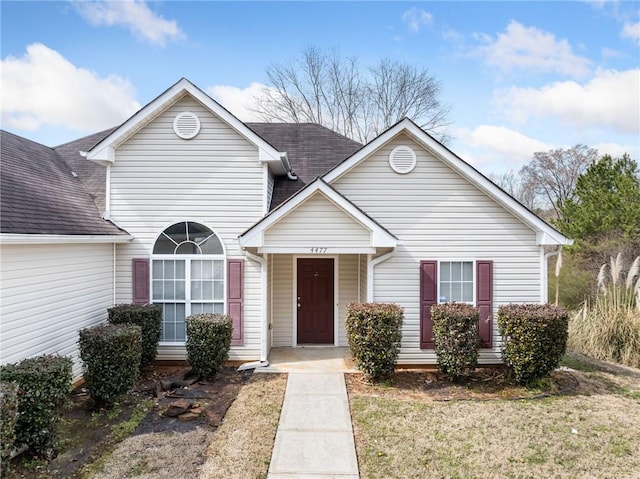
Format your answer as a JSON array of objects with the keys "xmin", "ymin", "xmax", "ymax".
[
  {"xmin": 90, "ymin": 373, "xmax": 287, "ymax": 479},
  {"xmin": 349, "ymin": 355, "xmax": 640, "ymax": 479},
  {"xmin": 91, "ymin": 428, "xmax": 215, "ymax": 479},
  {"xmin": 199, "ymin": 373, "xmax": 287, "ymax": 479}
]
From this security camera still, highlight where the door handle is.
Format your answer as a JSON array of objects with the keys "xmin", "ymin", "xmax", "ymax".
[{"xmin": 297, "ymin": 303, "xmax": 301, "ymax": 309}]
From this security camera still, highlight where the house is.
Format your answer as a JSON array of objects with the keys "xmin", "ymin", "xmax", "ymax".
[{"xmin": 0, "ymin": 78, "xmax": 571, "ymax": 379}]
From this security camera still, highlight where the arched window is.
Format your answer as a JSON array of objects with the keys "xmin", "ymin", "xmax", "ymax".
[{"xmin": 151, "ymin": 221, "xmax": 225, "ymax": 343}]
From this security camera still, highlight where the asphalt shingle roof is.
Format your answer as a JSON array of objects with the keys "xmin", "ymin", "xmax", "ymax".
[
  {"xmin": 1, "ymin": 130, "xmax": 125, "ymax": 235},
  {"xmin": 1, "ymin": 122, "xmax": 361, "ymax": 234},
  {"xmin": 54, "ymin": 127, "xmax": 117, "ymax": 214},
  {"xmin": 246, "ymin": 123, "xmax": 362, "ymax": 209}
]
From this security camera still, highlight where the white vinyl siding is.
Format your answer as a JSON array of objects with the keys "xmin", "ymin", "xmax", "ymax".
[
  {"xmin": 271, "ymin": 254, "xmax": 293, "ymax": 346},
  {"xmin": 332, "ymin": 133, "xmax": 541, "ymax": 364},
  {"xmin": 266, "ymin": 170, "xmax": 275, "ymax": 212},
  {"xmin": 110, "ymin": 95, "xmax": 264, "ymax": 361},
  {"xmin": 264, "ymin": 192, "xmax": 371, "ymax": 247},
  {"xmin": 338, "ymin": 255, "xmax": 359, "ymax": 346},
  {"xmin": 0, "ymin": 243, "xmax": 114, "ymax": 381},
  {"xmin": 359, "ymin": 254, "xmax": 368, "ymax": 303}
]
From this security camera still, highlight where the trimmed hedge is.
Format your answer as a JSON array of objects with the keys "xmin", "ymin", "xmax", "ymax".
[
  {"xmin": 79, "ymin": 324, "xmax": 142, "ymax": 406},
  {"xmin": 0, "ymin": 381, "xmax": 19, "ymax": 477},
  {"xmin": 108, "ymin": 303, "xmax": 162, "ymax": 367},
  {"xmin": 497, "ymin": 304, "xmax": 569, "ymax": 384},
  {"xmin": 432, "ymin": 303, "xmax": 480, "ymax": 380},
  {"xmin": 186, "ymin": 314, "xmax": 233, "ymax": 380},
  {"xmin": 0, "ymin": 355, "xmax": 72, "ymax": 459},
  {"xmin": 346, "ymin": 303, "xmax": 404, "ymax": 382}
]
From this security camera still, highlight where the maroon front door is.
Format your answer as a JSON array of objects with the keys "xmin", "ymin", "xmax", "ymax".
[{"xmin": 297, "ymin": 258, "xmax": 334, "ymax": 344}]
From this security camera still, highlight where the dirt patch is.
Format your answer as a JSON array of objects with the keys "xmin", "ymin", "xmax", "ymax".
[
  {"xmin": 7, "ymin": 365, "xmax": 251, "ymax": 479},
  {"xmin": 134, "ymin": 366, "xmax": 252, "ymax": 435}
]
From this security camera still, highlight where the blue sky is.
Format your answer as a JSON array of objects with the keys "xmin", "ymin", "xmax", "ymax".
[{"xmin": 2, "ymin": 1, "xmax": 639, "ymax": 174}]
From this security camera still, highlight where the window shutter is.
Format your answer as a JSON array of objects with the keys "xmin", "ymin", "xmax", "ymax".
[
  {"xmin": 420, "ymin": 260, "xmax": 438, "ymax": 349},
  {"xmin": 227, "ymin": 259, "xmax": 244, "ymax": 345},
  {"xmin": 132, "ymin": 258, "xmax": 150, "ymax": 304},
  {"xmin": 476, "ymin": 260, "xmax": 493, "ymax": 348}
]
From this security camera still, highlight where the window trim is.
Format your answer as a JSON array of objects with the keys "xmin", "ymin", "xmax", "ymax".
[{"xmin": 437, "ymin": 259, "xmax": 476, "ymax": 305}]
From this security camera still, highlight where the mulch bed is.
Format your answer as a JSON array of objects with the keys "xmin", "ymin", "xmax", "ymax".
[
  {"xmin": 346, "ymin": 367, "xmax": 579, "ymax": 402},
  {"xmin": 7, "ymin": 365, "xmax": 252, "ymax": 479}
]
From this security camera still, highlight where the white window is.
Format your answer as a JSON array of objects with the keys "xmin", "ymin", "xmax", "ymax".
[
  {"xmin": 152, "ymin": 221, "xmax": 225, "ymax": 343},
  {"xmin": 439, "ymin": 261, "xmax": 474, "ymax": 303}
]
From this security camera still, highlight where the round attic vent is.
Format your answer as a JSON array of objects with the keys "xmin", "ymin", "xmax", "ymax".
[
  {"xmin": 389, "ymin": 145, "xmax": 417, "ymax": 174},
  {"xmin": 173, "ymin": 112, "xmax": 201, "ymax": 139}
]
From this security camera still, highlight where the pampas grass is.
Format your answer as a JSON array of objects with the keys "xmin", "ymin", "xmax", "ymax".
[{"xmin": 568, "ymin": 254, "xmax": 640, "ymax": 368}]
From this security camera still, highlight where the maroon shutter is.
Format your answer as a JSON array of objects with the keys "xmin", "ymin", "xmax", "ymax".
[
  {"xmin": 476, "ymin": 260, "xmax": 493, "ymax": 348},
  {"xmin": 227, "ymin": 259, "xmax": 244, "ymax": 345},
  {"xmin": 132, "ymin": 258, "xmax": 150, "ymax": 304},
  {"xmin": 420, "ymin": 260, "xmax": 438, "ymax": 349}
]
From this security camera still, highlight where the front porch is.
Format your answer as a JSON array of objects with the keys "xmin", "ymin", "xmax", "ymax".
[
  {"xmin": 257, "ymin": 346, "xmax": 357, "ymax": 373},
  {"xmin": 268, "ymin": 253, "xmax": 369, "ymax": 349}
]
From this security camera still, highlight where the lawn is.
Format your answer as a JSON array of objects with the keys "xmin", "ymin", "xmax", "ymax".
[{"xmin": 348, "ymin": 353, "xmax": 640, "ymax": 479}]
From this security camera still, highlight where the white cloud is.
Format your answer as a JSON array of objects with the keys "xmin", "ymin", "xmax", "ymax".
[
  {"xmin": 402, "ymin": 8, "xmax": 433, "ymax": 33},
  {"xmin": 452, "ymin": 124, "xmax": 553, "ymax": 172},
  {"xmin": 621, "ymin": 21, "xmax": 640, "ymax": 44},
  {"xmin": 498, "ymin": 68, "xmax": 640, "ymax": 134},
  {"xmin": 206, "ymin": 83, "xmax": 268, "ymax": 122},
  {"xmin": 474, "ymin": 20, "xmax": 591, "ymax": 77},
  {"xmin": 1, "ymin": 43, "xmax": 140, "ymax": 132},
  {"xmin": 594, "ymin": 142, "xmax": 639, "ymax": 160},
  {"xmin": 72, "ymin": 0, "xmax": 183, "ymax": 46}
]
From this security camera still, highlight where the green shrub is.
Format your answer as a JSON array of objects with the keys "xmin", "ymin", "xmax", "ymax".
[
  {"xmin": 79, "ymin": 324, "xmax": 142, "ymax": 406},
  {"xmin": 0, "ymin": 355, "xmax": 72, "ymax": 458},
  {"xmin": 0, "ymin": 381, "xmax": 19, "ymax": 477},
  {"xmin": 497, "ymin": 304, "xmax": 569, "ymax": 384},
  {"xmin": 345, "ymin": 303, "xmax": 404, "ymax": 382},
  {"xmin": 186, "ymin": 314, "xmax": 233, "ymax": 380},
  {"xmin": 432, "ymin": 303, "xmax": 480, "ymax": 380},
  {"xmin": 108, "ymin": 303, "xmax": 162, "ymax": 367}
]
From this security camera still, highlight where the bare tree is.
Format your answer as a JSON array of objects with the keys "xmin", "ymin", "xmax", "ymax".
[
  {"xmin": 488, "ymin": 169, "xmax": 537, "ymax": 211},
  {"xmin": 519, "ymin": 145, "xmax": 598, "ymax": 219},
  {"xmin": 253, "ymin": 47, "xmax": 450, "ymax": 143}
]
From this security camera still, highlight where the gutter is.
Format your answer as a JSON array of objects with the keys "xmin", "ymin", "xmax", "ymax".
[
  {"xmin": 0, "ymin": 234, "xmax": 133, "ymax": 244},
  {"xmin": 238, "ymin": 249, "xmax": 270, "ymax": 371},
  {"xmin": 366, "ymin": 248, "xmax": 397, "ymax": 302}
]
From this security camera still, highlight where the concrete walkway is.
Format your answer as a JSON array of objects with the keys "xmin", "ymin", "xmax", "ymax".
[{"xmin": 267, "ymin": 372, "xmax": 359, "ymax": 479}]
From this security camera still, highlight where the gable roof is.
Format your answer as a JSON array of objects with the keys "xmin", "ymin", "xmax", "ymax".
[
  {"xmin": 239, "ymin": 177, "xmax": 397, "ymax": 249},
  {"xmin": 323, "ymin": 118, "xmax": 572, "ymax": 246},
  {"xmin": 0, "ymin": 130, "xmax": 127, "ymax": 237},
  {"xmin": 85, "ymin": 78, "xmax": 290, "ymax": 174},
  {"xmin": 245, "ymin": 123, "xmax": 362, "ymax": 210}
]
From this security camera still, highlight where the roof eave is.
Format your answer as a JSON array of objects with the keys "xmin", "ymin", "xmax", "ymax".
[{"xmin": 0, "ymin": 234, "xmax": 134, "ymax": 244}]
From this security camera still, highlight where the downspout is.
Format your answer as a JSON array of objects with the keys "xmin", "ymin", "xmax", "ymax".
[
  {"xmin": 238, "ymin": 249, "xmax": 270, "ymax": 370},
  {"xmin": 366, "ymin": 248, "xmax": 396, "ymax": 302},
  {"xmin": 113, "ymin": 243, "xmax": 117, "ymax": 306},
  {"xmin": 543, "ymin": 246, "xmax": 563, "ymax": 304}
]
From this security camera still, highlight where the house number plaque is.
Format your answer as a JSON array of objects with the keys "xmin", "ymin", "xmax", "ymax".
[{"xmin": 310, "ymin": 247, "xmax": 328, "ymax": 254}]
